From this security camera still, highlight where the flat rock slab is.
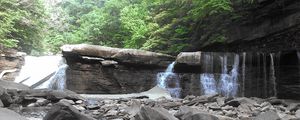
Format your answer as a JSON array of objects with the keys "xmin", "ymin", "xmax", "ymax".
[{"xmin": 61, "ymin": 44, "xmax": 175, "ymax": 67}]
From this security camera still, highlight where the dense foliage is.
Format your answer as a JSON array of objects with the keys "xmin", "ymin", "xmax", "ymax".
[
  {"xmin": 0, "ymin": 0, "xmax": 46, "ymax": 53},
  {"xmin": 1, "ymin": 0, "xmax": 254, "ymax": 54}
]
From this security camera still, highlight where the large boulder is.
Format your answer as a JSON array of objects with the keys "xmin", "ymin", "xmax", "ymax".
[
  {"xmin": 44, "ymin": 101, "xmax": 96, "ymax": 120},
  {"xmin": 0, "ymin": 80, "xmax": 29, "ymax": 90},
  {"xmin": 61, "ymin": 44, "xmax": 175, "ymax": 67},
  {"xmin": 0, "ymin": 108, "xmax": 27, "ymax": 120}
]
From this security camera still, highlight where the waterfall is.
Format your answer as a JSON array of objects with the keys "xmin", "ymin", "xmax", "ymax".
[
  {"xmin": 242, "ymin": 52, "xmax": 246, "ymax": 96},
  {"xmin": 199, "ymin": 53, "xmax": 239, "ymax": 97},
  {"xmin": 157, "ymin": 62, "xmax": 181, "ymax": 98},
  {"xmin": 270, "ymin": 53, "xmax": 277, "ymax": 97},
  {"xmin": 37, "ymin": 58, "xmax": 68, "ymax": 90},
  {"xmin": 200, "ymin": 74, "xmax": 217, "ymax": 95},
  {"xmin": 15, "ymin": 56, "xmax": 68, "ymax": 90}
]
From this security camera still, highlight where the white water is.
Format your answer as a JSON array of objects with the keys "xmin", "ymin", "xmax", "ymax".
[
  {"xmin": 270, "ymin": 53, "xmax": 277, "ymax": 97},
  {"xmin": 15, "ymin": 55, "xmax": 67, "ymax": 90},
  {"xmin": 200, "ymin": 54, "xmax": 240, "ymax": 97},
  {"xmin": 156, "ymin": 62, "xmax": 181, "ymax": 98},
  {"xmin": 200, "ymin": 74, "xmax": 217, "ymax": 95}
]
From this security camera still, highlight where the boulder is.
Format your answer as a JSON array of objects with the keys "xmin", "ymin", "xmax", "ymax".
[
  {"xmin": 44, "ymin": 101, "xmax": 96, "ymax": 120},
  {"xmin": 174, "ymin": 52, "xmax": 202, "ymax": 73},
  {"xmin": 132, "ymin": 106, "xmax": 178, "ymax": 120},
  {"xmin": 175, "ymin": 106, "xmax": 225, "ymax": 120},
  {"xmin": 254, "ymin": 110, "xmax": 280, "ymax": 120},
  {"xmin": 0, "ymin": 80, "xmax": 29, "ymax": 90},
  {"xmin": 61, "ymin": 44, "xmax": 175, "ymax": 67},
  {"xmin": 0, "ymin": 108, "xmax": 27, "ymax": 120},
  {"xmin": 19, "ymin": 89, "xmax": 84, "ymax": 101}
]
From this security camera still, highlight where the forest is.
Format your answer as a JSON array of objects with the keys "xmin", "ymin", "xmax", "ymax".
[{"xmin": 0, "ymin": 0, "xmax": 254, "ymax": 54}]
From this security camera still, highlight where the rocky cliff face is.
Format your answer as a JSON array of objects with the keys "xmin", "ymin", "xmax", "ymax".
[
  {"xmin": 0, "ymin": 49, "xmax": 25, "ymax": 81},
  {"xmin": 62, "ymin": 44, "xmax": 176, "ymax": 94},
  {"xmin": 189, "ymin": 0, "xmax": 300, "ymax": 52}
]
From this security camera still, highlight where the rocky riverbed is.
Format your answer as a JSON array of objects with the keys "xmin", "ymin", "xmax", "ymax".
[{"xmin": 1, "ymin": 81, "xmax": 300, "ymax": 120}]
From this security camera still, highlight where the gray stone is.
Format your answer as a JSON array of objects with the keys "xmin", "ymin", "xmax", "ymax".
[
  {"xmin": 132, "ymin": 106, "xmax": 178, "ymax": 120},
  {"xmin": 254, "ymin": 110, "xmax": 280, "ymax": 120},
  {"xmin": 59, "ymin": 99, "xmax": 75, "ymax": 105},
  {"xmin": 0, "ymin": 108, "xmax": 27, "ymax": 120},
  {"xmin": 44, "ymin": 101, "xmax": 96, "ymax": 120}
]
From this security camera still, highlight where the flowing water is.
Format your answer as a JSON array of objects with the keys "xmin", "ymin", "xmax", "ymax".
[
  {"xmin": 156, "ymin": 62, "xmax": 181, "ymax": 98},
  {"xmin": 270, "ymin": 53, "xmax": 277, "ymax": 97},
  {"xmin": 15, "ymin": 55, "xmax": 68, "ymax": 90},
  {"xmin": 199, "ymin": 53, "xmax": 240, "ymax": 97}
]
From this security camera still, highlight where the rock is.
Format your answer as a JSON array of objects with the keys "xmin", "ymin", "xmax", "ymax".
[
  {"xmin": 0, "ymin": 80, "xmax": 29, "ymax": 90},
  {"xmin": 132, "ymin": 106, "xmax": 178, "ymax": 120},
  {"xmin": 19, "ymin": 89, "xmax": 84, "ymax": 101},
  {"xmin": 60, "ymin": 99, "xmax": 75, "ymax": 105},
  {"xmin": 36, "ymin": 98, "xmax": 50, "ymax": 106},
  {"xmin": 101, "ymin": 60, "xmax": 118, "ymax": 66},
  {"xmin": 44, "ymin": 101, "xmax": 96, "ymax": 120},
  {"xmin": 185, "ymin": 94, "xmax": 218, "ymax": 106},
  {"xmin": 287, "ymin": 103, "xmax": 300, "ymax": 112},
  {"xmin": 175, "ymin": 106, "xmax": 220, "ymax": 120},
  {"xmin": 162, "ymin": 102, "xmax": 182, "ymax": 109},
  {"xmin": 126, "ymin": 100, "xmax": 141, "ymax": 117},
  {"xmin": 254, "ymin": 110, "xmax": 280, "ymax": 120},
  {"xmin": 175, "ymin": 52, "xmax": 202, "ymax": 73},
  {"xmin": 296, "ymin": 109, "xmax": 300, "ymax": 118},
  {"xmin": 73, "ymin": 105, "xmax": 86, "ymax": 111},
  {"xmin": 75, "ymin": 100, "xmax": 83, "ymax": 104},
  {"xmin": 0, "ymin": 100, "xmax": 3, "ymax": 107},
  {"xmin": 62, "ymin": 44, "xmax": 175, "ymax": 66},
  {"xmin": 223, "ymin": 97, "xmax": 258, "ymax": 107},
  {"xmin": 0, "ymin": 108, "xmax": 27, "ymax": 120}
]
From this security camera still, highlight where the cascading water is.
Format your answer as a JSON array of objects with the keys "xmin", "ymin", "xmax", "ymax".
[
  {"xmin": 15, "ymin": 55, "xmax": 68, "ymax": 90},
  {"xmin": 200, "ymin": 53, "xmax": 240, "ymax": 97},
  {"xmin": 157, "ymin": 62, "xmax": 181, "ymax": 98},
  {"xmin": 270, "ymin": 53, "xmax": 277, "ymax": 97},
  {"xmin": 220, "ymin": 54, "xmax": 239, "ymax": 97},
  {"xmin": 200, "ymin": 74, "xmax": 217, "ymax": 95},
  {"xmin": 37, "ymin": 58, "xmax": 68, "ymax": 90}
]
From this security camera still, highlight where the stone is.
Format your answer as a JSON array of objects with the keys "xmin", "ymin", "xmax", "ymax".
[
  {"xmin": 59, "ymin": 99, "xmax": 75, "ymax": 105},
  {"xmin": 175, "ymin": 106, "xmax": 221, "ymax": 120},
  {"xmin": 132, "ymin": 106, "xmax": 178, "ymax": 120},
  {"xmin": 287, "ymin": 103, "xmax": 300, "ymax": 112},
  {"xmin": 296, "ymin": 109, "xmax": 300, "ymax": 118},
  {"xmin": 75, "ymin": 100, "xmax": 83, "ymax": 104},
  {"xmin": 19, "ymin": 89, "xmax": 84, "ymax": 101},
  {"xmin": 223, "ymin": 97, "xmax": 258, "ymax": 107},
  {"xmin": 0, "ymin": 108, "xmax": 27, "ymax": 120},
  {"xmin": 0, "ymin": 80, "xmax": 29, "ymax": 90},
  {"xmin": 254, "ymin": 110, "xmax": 280, "ymax": 120},
  {"xmin": 44, "ymin": 101, "xmax": 96, "ymax": 120},
  {"xmin": 0, "ymin": 99, "xmax": 3, "ymax": 107},
  {"xmin": 61, "ymin": 44, "xmax": 175, "ymax": 66}
]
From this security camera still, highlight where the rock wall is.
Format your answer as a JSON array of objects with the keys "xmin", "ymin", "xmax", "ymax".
[
  {"xmin": 0, "ymin": 49, "xmax": 25, "ymax": 81},
  {"xmin": 62, "ymin": 44, "xmax": 175, "ymax": 94}
]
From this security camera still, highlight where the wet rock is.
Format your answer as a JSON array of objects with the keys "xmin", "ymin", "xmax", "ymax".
[
  {"xmin": 132, "ymin": 106, "xmax": 178, "ymax": 120},
  {"xmin": 0, "ymin": 108, "xmax": 27, "ymax": 120},
  {"xmin": 44, "ymin": 101, "xmax": 96, "ymax": 120},
  {"xmin": 19, "ymin": 89, "xmax": 84, "ymax": 101},
  {"xmin": 59, "ymin": 99, "xmax": 75, "ymax": 105},
  {"xmin": 75, "ymin": 100, "xmax": 83, "ymax": 104},
  {"xmin": 287, "ymin": 103, "xmax": 300, "ymax": 112},
  {"xmin": 62, "ymin": 44, "xmax": 175, "ymax": 66},
  {"xmin": 175, "ymin": 106, "xmax": 220, "ymax": 120},
  {"xmin": 0, "ymin": 80, "xmax": 29, "ymax": 90},
  {"xmin": 0, "ymin": 99, "xmax": 3, "ymax": 107},
  {"xmin": 186, "ymin": 94, "xmax": 218, "ymax": 106},
  {"xmin": 254, "ymin": 110, "xmax": 280, "ymax": 120},
  {"xmin": 223, "ymin": 97, "xmax": 258, "ymax": 107},
  {"xmin": 296, "ymin": 109, "xmax": 300, "ymax": 118}
]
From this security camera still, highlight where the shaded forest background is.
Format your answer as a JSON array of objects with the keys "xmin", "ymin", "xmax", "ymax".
[{"xmin": 0, "ymin": 0, "xmax": 256, "ymax": 55}]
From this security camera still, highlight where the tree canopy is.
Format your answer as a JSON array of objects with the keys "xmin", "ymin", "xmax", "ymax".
[{"xmin": 0, "ymin": 0, "xmax": 255, "ymax": 54}]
